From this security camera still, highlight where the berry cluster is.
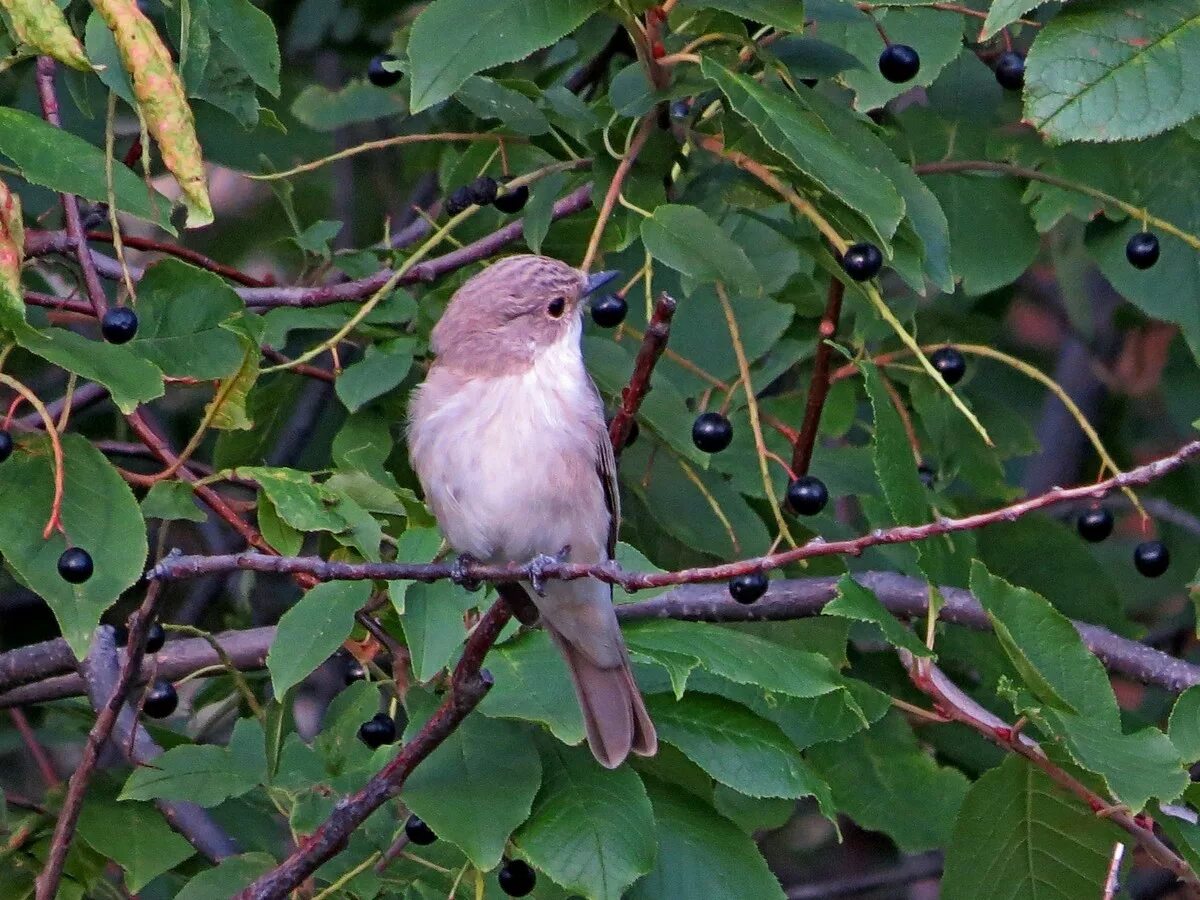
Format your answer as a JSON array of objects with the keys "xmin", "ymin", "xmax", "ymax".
[
  {"xmin": 399, "ymin": 814, "xmax": 534, "ymax": 894},
  {"xmin": 445, "ymin": 175, "xmax": 529, "ymax": 217},
  {"xmin": 1075, "ymin": 506, "xmax": 1171, "ymax": 577}
]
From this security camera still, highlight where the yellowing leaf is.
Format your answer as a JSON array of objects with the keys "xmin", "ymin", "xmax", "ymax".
[
  {"xmin": 89, "ymin": 0, "xmax": 212, "ymax": 227},
  {"xmin": 0, "ymin": 178, "xmax": 24, "ymax": 330},
  {"xmin": 0, "ymin": 0, "xmax": 91, "ymax": 70}
]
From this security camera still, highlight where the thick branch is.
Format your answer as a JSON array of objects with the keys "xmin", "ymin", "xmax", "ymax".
[
  {"xmin": 233, "ymin": 598, "xmax": 513, "ymax": 900},
  {"xmin": 609, "ymin": 293, "xmax": 676, "ymax": 453},
  {"xmin": 792, "ymin": 279, "xmax": 845, "ymax": 475},
  {"xmin": 148, "ymin": 439, "xmax": 1200, "ymax": 591}
]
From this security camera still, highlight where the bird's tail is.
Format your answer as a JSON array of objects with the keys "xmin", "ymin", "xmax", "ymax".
[{"xmin": 547, "ymin": 625, "xmax": 657, "ymax": 769}]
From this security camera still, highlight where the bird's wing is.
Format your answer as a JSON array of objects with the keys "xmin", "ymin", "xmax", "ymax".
[{"xmin": 596, "ymin": 428, "xmax": 620, "ymax": 561}]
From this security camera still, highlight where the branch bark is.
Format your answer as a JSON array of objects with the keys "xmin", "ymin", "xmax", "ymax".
[
  {"xmin": 608, "ymin": 293, "xmax": 676, "ymax": 453},
  {"xmin": 792, "ymin": 278, "xmax": 845, "ymax": 476}
]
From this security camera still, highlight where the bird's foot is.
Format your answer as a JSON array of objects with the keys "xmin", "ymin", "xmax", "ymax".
[
  {"xmin": 527, "ymin": 545, "xmax": 571, "ymax": 597},
  {"xmin": 450, "ymin": 554, "xmax": 481, "ymax": 592}
]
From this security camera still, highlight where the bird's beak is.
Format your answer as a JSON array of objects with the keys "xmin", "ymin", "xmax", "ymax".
[{"xmin": 582, "ymin": 270, "xmax": 620, "ymax": 297}]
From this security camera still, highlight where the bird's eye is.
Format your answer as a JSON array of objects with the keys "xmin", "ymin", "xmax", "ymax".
[{"xmin": 547, "ymin": 297, "xmax": 566, "ymax": 318}]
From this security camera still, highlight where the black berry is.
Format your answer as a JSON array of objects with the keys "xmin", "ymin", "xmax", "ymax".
[
  {"xmin": 58, "ymin": 547, "xmax": 94, "ymax": 584},
  {"xmin": 358, "ymin": 712, "xmax": 397, "ymax": 749},
  {"xmin": 100, "ymin": 307, "xmax": 138, "ymax": 344},
  {"xmin": 493, "ymin": 177, "xmax": 529, "ymax": 214},
  {"xmin": 0, "ymin": 429, "xmax": 12, "ymax": 464},
  {"xmin": 111, "ymin": 623, "xmax": 129, "ymax": 647},
  {"xmin": 144, "ymin": 622, "xmax": 165, "ymax": 654},
  {"xmin": 498, "ymin": 859, "xmax": 537, "ymax": 897},
  {"xmin": 728, "ymin": 571, "xmax": 769, "ymax": 605},
  {"xmin": 879, "ymin": 44, "xmax": 920, "ymax": 84},
  {"xmin": 931, "ymin": 346, "xmax": 967, "ymax": 386},
  {"xmin": 1133, "ymin": 540, "xmax": 1170, "ymax": 578},
  {"xmin": 918, "ymin": 463, "xmax": 936, "ymax": 489},
  {"xmin": 344, "ymin": 659, "xmax": 366, "ymax": 685},
  {"xmin": 786, "ymin": 475, "xmax": 829, "ymax": 516},
  {"xmin": 367, "ymin": 54, "xmax": 402, "ymax": 88},
  {"xmin": 1076, "ymin": 507, "xmax": 1114, "ymax": 543},
  {"xmin": 692, "ymin": 412, "xmax": 733, "ymax": 453},
  {"xmin": 469, "ymin": 175, "xmax": 498, "ymax": 206},
  {"xmin": 445, "ymin": 185, "xmax": 474, "ymax": 216},
  {"xmin": 405, "ymin": 814, "xmax": 437, "ymax": 845},
  {"xmin": 143, "ymin": 679, "xmax": 178, "ymax": 718},
  {"xmin": 840, "ymin": 242, "xmax": 883, "ymax": 281},
  {"xmin": 995, "ymin": 52, "xmax": 1025, "ymax": 91},
  {"xmin": 1126, "ymin": 231, "xmax": 1160, "ymax": 270},
  {"xmin": 591, "ymin": 294, "xmax": 628, "ymax": 328},
  {"xmin": 669, "ymin": 99, "xmax": 691, "ymax": 119}
]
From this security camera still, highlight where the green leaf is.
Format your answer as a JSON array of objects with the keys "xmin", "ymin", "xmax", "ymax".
[
  {"xmin": 120, "ymin": 743, "xmax": 259, "ymax": 806},
  {"xmin": 174, "ymin": 853, "xmax": 276, "ymax": 900},
  {"xmin": 1025, "ymin": 0, "xmax": 1200, "ymax": 143},
  {"xmin": 942, "ymin": 755, "xmax": 1124, "ymax": 897},
  {"xmin": 646, "ymin": 693, "xmax": 829, "ymax": 800},
  {"xmin": 969, "ymin": 561, "xmax": 1117, "ymax": 722},
  {"xmin": 15, "ymin": 326, "xmax": 164, "ymax": 413},
  {"xmin": 807, "ymin": 712, "xmax": 969, "ymax": 853},
  {"xmin": 0, "ymin": 107, "xmax": 172, "ymax": 230},
  {"xmin": 1056, "ymin": 715, "xmax": 1187, "ymax": 813},
  {"xmin": 522, "ymin": 170, "xmax": 567, "ymax": 254},
  {"xmin": 678, "ymin": 0, "xmax": 805, "ymax": 30},
  {"xmin": 0, "ymin": 435, "xmax": 147, "ymax": 658},
  {"xmin": 824, "ymin": 574, "xmax": 932, "ymax": 656},
  {"xmin": 206, "ymin": 0, "xmax": 282, "ymax": 96},
  {"xmin": 628, "ymin": 780, "xmax": 786, "ymax": 900},
  {"xmin": 701, "ymin": 60, "xmax": 904, "ymax": 245},
  {"xmin": 514, "ymin": 739, "xmax": 656, "ymax": 900},
  {"xmin": 125, "ymin": 259, "xmax": 245, "ymax": 379},
  {"xmin": 401, "ymin": 580, "xmax": 473, "ymax": 681},
  {"xmin": 267, "ymin": 580, "xmax": 371, "ymax": 695},
  {"xmin": 141, "ymin": 481, "xmax": 205, "ymax": 523},
  {"xmin": 407, "ymin": 0, "xmax": 603, "ymax": 112},
  {"xmin": 236, "ymin": 467, "xmax": 345, "ymax": 533},
  {"xmin": 77, "ymin": 786, "xmax": 195, "ymax": 892},
  {"xmin": 257, "ymin": 493, "xmax": 302, "ymax": 556},
  {"xmin": 334, "ymin": 337, "xmax": 415, "ymax": 412},
  {"xmin": 1171, "ymin": 686, "xmax": 1200, "ymax": 764},
  {"xmin": 982, "ymin": 1, "xmax": 1063, "ymax": 40},
  {"xmin": 456, "ymin": 76, "xmax": 549, "ymax": 134},
  {"xmin": 640, "ymin": 204, "xmax": 762, "ymax": 293},
  {"xmin": 402, "ymin": 710, "xmax": 542, "ymax": 869},
  {"xmin": 623, "ymin": 619, "xmax": 844, "ymax": 699},
  {"xmin": 291, "ymin": 81, "xmax": 407, "ymax": 131},
  {"xmin": 479, "ymin": 630, "xmax": 586, "ymax": 746}
]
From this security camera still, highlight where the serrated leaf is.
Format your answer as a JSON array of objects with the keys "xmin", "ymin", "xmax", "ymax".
[
  {"xmin": 335, "ymin": 337, "xmax": 414, "ymax": 412},
  {"xmin": 120, "ymin": 744, "xmax": 259, "ymax": 806},
  {"xmin": 407, "ymin": 0, "xmax": 603, "ymax": 112},
  {"xmin": 647, "ymin": 693, "xmax": 829, "ymax": 800},
  {"xmin": 206, "ymin": 0, "xmax": 281, "ymax": 96},
  {"xmin": 77, "ymin": 784, "xmax": 195, "ymax": 892},
  {"xmin": 677, "ymin": 0, "xmax": 805, "ymax": 30},
  {"xmin": 479, "ymin": 629, "xmax": 586, "ymax": 746},
  {"xmin": 456, "ymin": 76, "xmax": 549, "ymax": 134},
  {"xmin": 0, "ymin": 435, "xmax": 147, "ymax": 658},
  {"xmin": 401, "ymin": 580, "xmax": 473, "ymax": 681},
  {"xmin": 267, "ymin": 580, "xmax": 371, "ymax": 695},
  {"xmin": 174, "ymin": 853, "xmax": 276, "ymax": 900},
  {"xmin": 702, "ymin": 60, "xmax": 904, "ymax": 246},
  {"xmin": 141, "ymin": 481, "xmax": 205, "ymax": 522},
  {"xmin": 941, "ymin": 755, "xmax": 1123, "ymax": 897},
  {"xmin": 0, "ymin": 107, "xmax": 172, "ymax": 229},
  {"xmin": 514, "ymin": 739, "xmax": 656, "ymax": 900},
  {"xmin": 640, "ymin": 204, "xmax": 762, "ymax": 293},
  {"xmin": 628, "ymin": 780, "xmax": 786, "ymax": 900},
  {"xmin": 982, "ymin": 0, "xmax": 1063, "ymax": 40},
  {"xmin": 236, "ymin": 467, "xmax": 345, "ymax": 533},
  {"xmin": 125, "ymin": 259, "xmax": 245, "ymax": 379},
  {"xmin": 807, "ymin": 712, "xmax": 969, "ymax": 853},
  {"xmin": 1170, "ymin": 686, "xmax": 1200, "ymax": 764},
  {"xmin": 402, "ymin": 706, "xmax": 541, "ymax": 869},
  {"xmin": 14, "ymin": 325, "xmax": 164, "ymax": 413},
  {"xmin": 291, "ymin": 81, "xmax": 407, "ymax": 131},
  {"xmin": 824, "ymin": 574, "xmax": 932, "ymax": 656},
  {"xmin": 1056, "ymin": 714, "xmax": 1187, "ymax": 813},
  {"xmin": 1025, "ymin": 0, "xmax": 1200, "ymax": 143}
]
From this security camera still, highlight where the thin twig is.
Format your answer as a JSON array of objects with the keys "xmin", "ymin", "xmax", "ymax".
[
  {"xmin": 609, "ymin": 294, "xmax": 676, "ymax": 452},
  {"xmin": 7, "ymin": 709, "xmax": 59, "ymax": 787},
  {"xmin": 581, "ymin": 113, "xmax": 656, "ymax": 272},
  {"xmin": 793, "ymin": 279, "xmax": 845, "ymax": 475},
  {"xmin": 85, "ymin": 231, "xmax": 271, "ymax": 287}
]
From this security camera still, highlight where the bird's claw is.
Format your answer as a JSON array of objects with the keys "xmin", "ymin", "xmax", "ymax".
[
  {"xmin": 450, "ymin": 554, "xmax": 481, "ymax": 592},
  {"xmin": 527, "ymin": 546, "xmax": 570, "ymax": 597}
]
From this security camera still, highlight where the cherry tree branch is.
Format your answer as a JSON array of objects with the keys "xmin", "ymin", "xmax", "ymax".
[
  {"xmin": 84, "ymin": 231, "xmax": 272, "ymax": 287},
  {"xmin": 609, "ymin": 293, "xmax": 676, "ymax": 452},
  {"xmin": 148, "ymin": 439, "xmax": 1200, "ymax": 591},
  {"xmin": 792, "ymin": 279, "xmax": 845, "ymax": 476}
]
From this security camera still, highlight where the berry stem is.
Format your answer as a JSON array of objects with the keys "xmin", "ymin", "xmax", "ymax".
[
  {"xmin": 792, "ymin": 278, "xmax": 845, "ymax": 475},
  {"xmin": 581, "ymin": 112, "xmax": 656, "ymax": 273},
  {"xmin": 0, "ymin": 372, "xmax": 66, "ymax": 538}
]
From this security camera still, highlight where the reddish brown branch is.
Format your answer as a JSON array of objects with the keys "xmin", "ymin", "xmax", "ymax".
[
  {"xmin": 609, "ymin": 293, "xmax": 676, "ymax": 453},
  {"xmin": 85, "ymin": 231, "xmax": 272, "ymax": 287},
  {"xmin": 7, "ymin": 709, "xmax": 59, "ymax": 787},
  {"xmin": 233, "ymin": 598, "xmax": 514, "ymax": 900},
  {"xmin": 581, "ymin": 114, "xmax": 655, "ymax": 273},
  {"xmin": 792, "ymin": 279, "xmax": 845, "ymax": 475},
  {"xmin": 148, "ymin": 439, "xmax": 1200, "ymax": 591},
  {"xmin": 34, "ymin": 582, "xmax": 163, "ymax": 900}
]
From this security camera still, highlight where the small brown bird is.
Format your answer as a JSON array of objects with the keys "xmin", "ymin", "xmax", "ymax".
[{"xmin": 407, "ymin": 255, "xmax": 657, "ymax": 768}]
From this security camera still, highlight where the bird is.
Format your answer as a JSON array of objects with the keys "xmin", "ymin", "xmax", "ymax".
[{"xmin": 407, "ymin": 254, "xmax": 657, "ymax": 768}]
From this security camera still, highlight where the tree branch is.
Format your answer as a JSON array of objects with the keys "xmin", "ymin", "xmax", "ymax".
[
  {"xmin": 147, "ymin": 439, "xmax": 1200, "ymax": 591},
  {"xmin": 792, "ymin": 278, "xmax": 845, "ymax": 476},
  {"xmin": 609, "ymin": 293, "xmax": 676, "ymax": 452}
]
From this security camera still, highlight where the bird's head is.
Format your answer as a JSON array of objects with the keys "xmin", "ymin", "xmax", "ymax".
[{"xmin": 431, "ymin": 255, "xmax": 619, "ymax": 375}]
